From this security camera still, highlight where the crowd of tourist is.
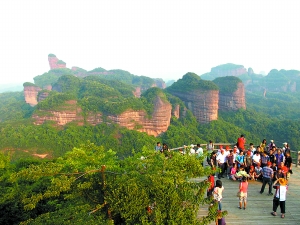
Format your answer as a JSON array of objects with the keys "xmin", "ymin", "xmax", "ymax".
[
  {"xmin": 154, "ymin": 138, "xmax": 292, "ymax": 222},
  {"xmin": 206, "ymin": 137, "xmax": 292, "ymax": 222}
]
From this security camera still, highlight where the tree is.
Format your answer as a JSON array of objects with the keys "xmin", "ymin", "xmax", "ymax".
[{"xmin": 4, "ymin": 143, "xmax": 224, "ymax": 224}]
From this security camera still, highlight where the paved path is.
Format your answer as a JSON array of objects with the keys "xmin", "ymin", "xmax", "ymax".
[{"xmin": 197, "ymin": 165, "xmax": 300, "ymax": 225}]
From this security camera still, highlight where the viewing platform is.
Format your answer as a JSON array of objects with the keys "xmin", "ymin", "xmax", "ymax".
[{"xmin": 196, "ymin": 164, "xmax": 300, "ymax": 225}]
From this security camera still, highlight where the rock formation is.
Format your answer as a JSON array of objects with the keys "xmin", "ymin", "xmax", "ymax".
[
  {"xmin": 32, "ymin": 97, "xmax": 172, "ymax": 137},
  {"xmin": 48, "ymin": 54, "xmax": 66, "ymax": 69},
  {"xmin": 24, "ymin": 85, "xmax": 41, "ymax": 106},
  {"xmin": 172, "ymin": 105, "xmax": 180, "ymax": 119},
  {"xmin": 108, "ymin": 97, "xmax": 172, "ymax": 136},
  {"xmin": 211, "ymin": 64, "xmax": 247, "ymax": 77},
  {"xmin": 170, "ymin": 90, "xmax": 219, "ymax": 123},
  {"xmin": 37, "ymin": 91, "xmax": 50, "ymax": 102},
  {"xmin": 167, "ymin": 73, "xmax": 219, "ymax": 123},
  {"xmin": 218, "ymin": 82, "xmax": 246, "ymax": 111},
  {"xmin": 133, "ymin": 87, "xmax": 141, "ymax": 97}
]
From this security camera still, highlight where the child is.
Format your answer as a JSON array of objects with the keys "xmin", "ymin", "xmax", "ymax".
[
  {"xmin": 230, "ymin": 164, "xmax": 237, "ymax": 180},
  {"xmin": 248, "ymin": 165, "xmax": 256, "ymax": 180}
]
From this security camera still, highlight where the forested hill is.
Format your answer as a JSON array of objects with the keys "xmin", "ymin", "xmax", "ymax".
[
  {"xmin": 1, "ymin": 55, "xmax": 300, "ymax": 224},
  {"xmin": 0, "ymin": 55, "xmax": 300, "ymax": 160}
]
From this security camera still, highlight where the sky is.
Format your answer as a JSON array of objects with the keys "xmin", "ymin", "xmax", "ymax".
[{"xmin": 1, "ymin": 0, "xmax": 300, "ymax": 85}]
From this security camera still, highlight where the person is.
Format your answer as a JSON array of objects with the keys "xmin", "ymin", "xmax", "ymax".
[
  {"xmin": 237, "ymin": 134, "xmax": 246, "ymax": 152},
  {"xmin": 271, "ymin": 178, "xmax": 288, "ymax": 218},
  {"xmin": 155, "ymin": 142, "xmax": 162, "ymax": 152},
  {"xmin": 208, "ymin": 151, "xmax": 217, "ymax": 168},
  {"xmin": 226, "ymin": 150, "xmax": 235, "ymax": 179},
  {"xmin": 275, "ymin": 149, "xmax": 284, "ymax": 168},
  {"xmin": 279, "ymin": 162, "xmax": 289, "ymax": 179},
  {"xmin": 271, "ymin": 162, "xmax": 278, "ymax": 182},
  {"xmin": 162, "ymin": 143, "xmax": 170, "ymax": 157},
  {"xmin": 260, "ymin": 151, "xmax": 270, "ymax": 168},
  {"xmin": 249, "ymin": 143, "xmax": 256, "ymax": 154},
  {"xmin": 252, "ymin": 151, "xmax": 261, "ymax": 167},
  {"xmin": 216, "ymin": 150, "xmax": 226, "ymax": 179},
  {"xmin": 238, "ymin": 176, "xmax": 248, "ymax": 210},
  {"xmin": 235, "ymin": 166, "xmax": 249, "ymax": 181},
  {"xmin": 235, "ymin": 151, "xmax": 245, "ymax": 168},
  {"xmin": 268, "ymin": 140, "xmax": 276, "ymax": 153},
  {"xmin": 260, "ymin": 139, "xmax": 267, "ymax": 153},
  {"xmin": 189, "ymin": 144, "xmax": 196, "ymax": 155},
  {"xmin": 213, "ymin": 180, "xmax": 224, "ymax": 210},
  {"xmin": 230, "ymin": 164, "xmax": 238, "ymax": 180},
  {"xmin": 269, "ymin": 148, "xmax": 276, "ymax": 164},
  {"xmin": 260, "ymin": 161, "xmax": 274, "ymax": 195},
  {"xmin": 275, "ymin": 168, "xmax": 285, "ymax": 180},
  {"xmin": 244, "ymin": 151, "xmax": 252, "ymax": 173},
  {"xmin": 248, "ymin": 165, "xmax": 256, "ymax": 180},
  {"xmin": 216, "ymin": 210, "xmax": 226, "ymax": 225},
  {"xmin": 282, "ymin": 142, "xmax": 290, "ymax": 156},
  {"xmin": 207, "ymin": 174, "xmax": 215, "ymax": 197},
  {"xmin": 284, "ymin": 152, "xmax": 293, "ymax": 179},
  {"xmin": 207, "ymin": 140, "xmax": 214, "ymax": 154},
  {"xmin": 196, "ymin": 144, "xmax": 204, "ymax": 157},
  {"xmin": 254, "ymin": 163, "xmax": 263, "ymax": 181}
]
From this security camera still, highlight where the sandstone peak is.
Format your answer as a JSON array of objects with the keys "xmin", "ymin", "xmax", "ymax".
[{"xmin": 48, "ymin": 54, "xmax": 66, "ymax": 69}]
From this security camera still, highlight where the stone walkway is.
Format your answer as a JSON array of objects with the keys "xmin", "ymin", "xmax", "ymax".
[{"xmin": 197, "ymin": 165, "xmax": 300, "ymax": 225}]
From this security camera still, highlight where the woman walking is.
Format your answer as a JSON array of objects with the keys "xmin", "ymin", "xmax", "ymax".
[
  {"xmin": 271, "ymin": 178, "xmax": 288, "ymax": 218},
  {"xmin": 238, "ymin": 176, "xmax": 248, "ymax": 210}
]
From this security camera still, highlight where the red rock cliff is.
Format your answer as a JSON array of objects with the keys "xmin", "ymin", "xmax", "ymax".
[
  {"xmin": 32, "ymin": 97, "xmax": 172, "ymax": 136},
  {"xmin": 108, "ymin": 96, "xmax": 172, "ymax": 136},
  {"xmin": 24, "ymin": 86, "xmax": 42, "ymax": 106},
  {"xmin": 48, "ymin": 55, "xmax": 66, "ymax": 69},
  {"xmin": 218, "ymin": 82, "xmax": 246, "ymax": 111},
  {"xmin": 169, "ymin": 90, "xmax": 219, "ymax": 123}
]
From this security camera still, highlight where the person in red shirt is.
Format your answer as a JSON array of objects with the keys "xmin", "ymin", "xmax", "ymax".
[
  {"xmin": 207, "ymin": 174, "xmax": 215, "ymax": 197},
  {"xmin": 237, "ymin": 134, "xmax": 246, "ymax": 151},
  {"xmin": 279, "ymin": 162, "xmax": 289, "ymax": 179}
]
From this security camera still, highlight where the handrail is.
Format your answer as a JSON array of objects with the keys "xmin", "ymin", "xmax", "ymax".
[{"xmin": 168, "ymin": 143, "xmax": 299, "ymax": 167}]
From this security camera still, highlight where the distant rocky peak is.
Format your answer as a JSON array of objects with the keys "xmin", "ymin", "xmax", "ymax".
[{"xmin": 48, "ymin": 54, "xmax": 66, "ymax": 70}]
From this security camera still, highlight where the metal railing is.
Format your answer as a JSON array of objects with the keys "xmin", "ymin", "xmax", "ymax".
[{"xmin": 169, "ymin": 143, "xmax": 299, "ymax": 167}]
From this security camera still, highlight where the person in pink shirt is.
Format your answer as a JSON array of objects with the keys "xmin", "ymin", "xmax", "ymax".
[
  {"xmin": 238, "ymin": 176, "xmax": 248, "ymax": 210},
  {"xmin": 230, "ymin": 164, "xmax": 238, "ymax": 180}
]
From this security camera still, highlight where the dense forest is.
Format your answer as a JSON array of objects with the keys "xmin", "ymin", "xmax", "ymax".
[{"xmin": 1, "ymin": 64, "xmax": 300, "ymax": 224}]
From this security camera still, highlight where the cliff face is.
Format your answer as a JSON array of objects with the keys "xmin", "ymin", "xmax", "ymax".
[
  {"xmin": 108, "ymin": 97, "xmax": 172, "ymax": 136},
  {"xmin": 133, "ymin": 87, "xmax": 141, "ymax": 97},
  {"xmin": 169, "ymin": 90, "xmax": 219, "ymax": 123},
  {"xmin": 37, "ymin": 91, "xmax": 50, "ymax": 102},
  {"xmin": 24, "ymin": 86, "xmax": 42, "ymax": 106},
  {"xmin": 32, "ymin": 97, "xmax": 172, "ymax": 136},
  {"xmin": 219, "ymin": 82, "xmax": 246, "ymax": 111},
  {"xmin": 172, "ymin": 105, "xmax": 180, "ymax": 119},
  {"xmin": 48, "ymin": 56, "xmax": 66, "ymax": 69}
]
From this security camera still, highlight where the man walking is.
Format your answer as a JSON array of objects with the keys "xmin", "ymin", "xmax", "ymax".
[{"xmin": 260, "ymin": 161, "xmax": 274, "ymax": 195}]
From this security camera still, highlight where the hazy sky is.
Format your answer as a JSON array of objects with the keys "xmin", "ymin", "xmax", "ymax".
[{"xmin": 1, "ymin": 0, "xmax": 299, "ymax": 85}]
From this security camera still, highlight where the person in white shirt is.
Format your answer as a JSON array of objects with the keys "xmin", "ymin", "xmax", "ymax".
[
  {"xmin": 252, "ymin": 151, "xmax": 261, "ymax": 166},
  {"xmin": 217, "ymin": 150, "xmax": 227, "ymax": 179},
  {"xmin": 188, "ymin": 144, "xmax": 196, "ymax": 155},
  {"xmin": 196, "ymin": 144, "xmax": 203, "ymax": 156}
]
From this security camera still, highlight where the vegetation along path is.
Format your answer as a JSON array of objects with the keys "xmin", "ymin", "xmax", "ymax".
[{"xmin": 197, "ymin": 165, "xmax": 300, "ymax": 225}]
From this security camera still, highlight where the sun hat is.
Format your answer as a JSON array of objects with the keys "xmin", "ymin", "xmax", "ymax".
[{"xmin": 279, "ymin": 178, "xmax": 288, "ymax": 186}]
